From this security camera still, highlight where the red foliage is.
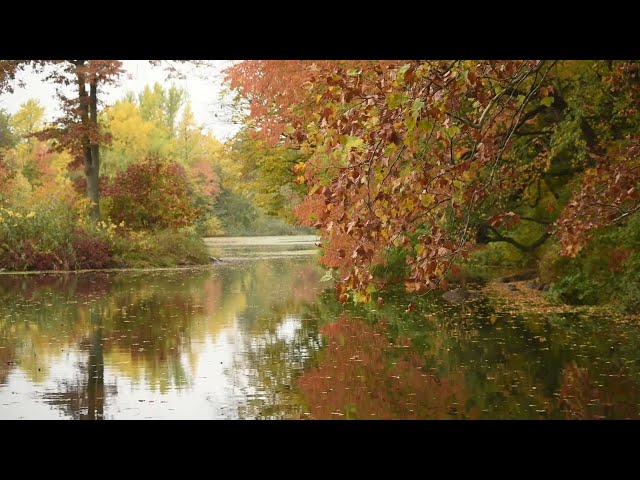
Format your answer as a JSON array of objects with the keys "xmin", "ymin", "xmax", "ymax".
[
  {"xmin": 556, "ymin": 138, "xmax": 640, "ymax": 256},
  {"xmin": 224, "ymin": 60, "xmax": 400, "ymax": 144},
  {"xmin": 106, "ymin": 158, "xmax": 199, "ymax": 230},
  {"xmin": 227, "ymin": 60, "xmax": 640, "ymax": 299},
  {"xmin": 0, "ymin": 241, "xmax": 68, "ymax": 271},
  {"xmin": 189, "ymin": 159, "xmax": 221, "ymax": 201},
  {"xmin": 71, "ymin": 233, "xmax": 111, "ymax": 269},
  {"xmin": 0, "ymin": 234, "xmax": 111, "ymax": 271},
  {"xmin": 227, "ymin": 60, "xmax": 548, "ymax": 297},
  {"xmin": 72, "ymin": 174, "xmax": 110, "ymax": 197},
  {"xmin": 35, "ymin": 60, "xmax": 123, "ymax": 159},
  {"xmin": 298, "ymin": 314, "xmax": 467, "ymax": 419}
]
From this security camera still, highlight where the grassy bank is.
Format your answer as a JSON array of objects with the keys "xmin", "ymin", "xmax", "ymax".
[{"xmin": 0, "ymin": 202, "xmax": 209, "ymax": 272}]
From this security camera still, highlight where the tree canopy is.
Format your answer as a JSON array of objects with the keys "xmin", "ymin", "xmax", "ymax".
[{"xmin": 225, "ymin": 60, "xmax": 640, "ymax": 302}]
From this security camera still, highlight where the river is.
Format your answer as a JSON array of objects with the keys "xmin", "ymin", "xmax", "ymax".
[{"xmin": 1, "ymin": 235, "xmax": 639, "ymax": 419}]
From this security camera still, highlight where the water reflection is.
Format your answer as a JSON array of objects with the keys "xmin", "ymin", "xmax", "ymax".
[
  {"xmin": 297, "ymin": 290, "xmax": 640, "ymax": 419},
  {"xmin": 0, "ymin": 258, "xmax": 324, "ymax": 419},
  {"xmin": 299, "ymin": 314, "xmax": 467, "ymax": 419},
  {"xmin": 1, "ymin": 248, "xmax": 640, "ymax": 419}
]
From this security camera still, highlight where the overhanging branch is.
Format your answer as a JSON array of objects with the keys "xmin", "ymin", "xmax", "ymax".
[{"xmin": 485, "ymin": 225, "xmax": 550, "ymax": 252}]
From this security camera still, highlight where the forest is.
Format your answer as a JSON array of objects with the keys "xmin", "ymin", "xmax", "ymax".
[
  {"xmin": 0, "ymin": 60, "xmax": 639, "ymax": 314},
  {"xmin": 0, "ymin": 61, "xmax": 309, "ymax": 271}
]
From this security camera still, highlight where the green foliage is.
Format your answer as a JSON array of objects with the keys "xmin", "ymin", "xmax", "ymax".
[
  {"xmin": 110, "ymin": 228, "xmax": 209, "ymax": 268},
  {"xmin": 468, "ymin": 242, "xmax": 531, "ymax": 269},
  {"xmin": 195, "ymin": 215, "xmax": 225, "ymax": 237},
  {"xmin": 0, "ymin": 109, "xmax": 17, "ymax": 149},
  {"xmin": 212, "ymin": 185, "xmax": 311, "ymax": 236},
  {"xmin": 618, "ymin": 271, "xmax": 640, "ymax": 314},
  {"xmin": 545, "ymin": 214, "xmax": 640, "ymax": 311},
  {"xmin": 138, "ymin": 83, "xmax": 186, "ymax": 137},
  {"xmin": 371, "ymin": 245, "xmax": 409, "ymax": 280},
  {"xmin": 548, "ymin": 272, "xmax": 603, "ymax": 305},
  {"xmin": 247, "ymin": 213, "xmax": 312, "ymax": 236},
  {"xmin": 0, "ymin": 201, "xmax": 78, "ymax": 252},
  {"xmin": 212, "ymin": 186, "xmax": 257, "ymax": 234},
  {"xmin": 222, "ymin": 127, "xmax": 306, "ymax": 221}
]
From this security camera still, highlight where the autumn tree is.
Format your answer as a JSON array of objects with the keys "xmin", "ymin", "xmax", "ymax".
[
  {"xmin": 225, "ymin": 60, "xmax": 640, "ymax": 302},
  {"xmin": 138, "ymin": 83, "xmax": 186, "ymax": 137},
  {"xmin": 0, "ymin": 60, "xmax": 124, "ymax": 220},
  {"xmin": 222, "ymin": 126, "xmax": 306, "ymax": 221},
  {"xmin": 106, "ymin": 158, "xmax": 199, "ymax": 230}
]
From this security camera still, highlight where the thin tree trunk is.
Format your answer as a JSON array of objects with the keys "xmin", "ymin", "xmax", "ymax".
[
  {"xmin": 88, "ymin": 80, "xmax": 100, "ymax": 220},
  {"xmin": 74, "ymin": 60, "xmax": 100, "ymax": 221}
]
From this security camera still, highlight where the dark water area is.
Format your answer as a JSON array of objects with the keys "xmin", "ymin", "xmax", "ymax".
[{"xmin": 1, "ymin": 236, "xmax": 639, "ymax": 419}]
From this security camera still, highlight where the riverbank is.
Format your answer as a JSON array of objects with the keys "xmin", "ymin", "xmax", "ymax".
[
  {"xmin": 0, "ymin": 235, "xmax": 322, "ymax": 275},
  {"xmin": 0, "ymin": 263, "xmax": 220, "ymax": 276},
  {"xmin": 0, "ymin": 225, "xmax": 211, "ymax": 273},
  {"xmin": 483, "ymin": 278, "xmax": 638, "ymax": 323}
]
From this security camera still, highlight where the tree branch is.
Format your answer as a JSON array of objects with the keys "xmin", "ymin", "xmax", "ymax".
[{"xmin": 486, "ymin": 225, "xmax": 550, "ymax": 252}]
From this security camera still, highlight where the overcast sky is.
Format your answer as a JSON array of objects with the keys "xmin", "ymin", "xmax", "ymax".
[{"xmin": 0, "ymin": 60, "xmax": 242, "ymax": 141}]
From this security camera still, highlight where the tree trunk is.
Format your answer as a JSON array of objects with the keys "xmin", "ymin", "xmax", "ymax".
[
  {"xmin": 74, "ymin": 60, "xmax": 100, "ymax": 221},
  {"xmin": 88, "ymin": 81, "xmax": 100, "ymax": 220}
]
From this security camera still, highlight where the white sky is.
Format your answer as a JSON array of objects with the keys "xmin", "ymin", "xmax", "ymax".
[{"xmin": 0, "ymin": 60, "xmax": 242, "ymax": 141}]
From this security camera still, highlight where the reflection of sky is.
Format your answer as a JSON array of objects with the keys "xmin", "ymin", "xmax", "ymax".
[
  {"xmin": 0, "ymin": 309, "xmax": 302, "ymax": 419},
  {"xmin": 0, "ymin": 351, "xmax": 83, "ymax": 419},
  {"xmin": 277, "ymin": 315, "xmax": 300, "ymax": 343},
  {"xmin": 0, "ymin": 253, "xmax": 320, "ymax": 419},
  {"xmin": 103, "ymin": 326, "xmax": 243, "ymax": 419}
]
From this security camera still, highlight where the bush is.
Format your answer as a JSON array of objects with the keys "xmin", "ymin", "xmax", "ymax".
[
  {"xmin": 0, "ymin": 240, "xmax": 67, "ymax": 271},
  {"xmin": 106, "ymin": 158, "xmax": 199, "ymax": 231},
  {"xmin": 110, "ymin": 228, "xmax": 209, "ymax": 268},
  {"xmin": 618, "ymin": 272, "xmax": 640, "ymax": 314},
  {"xmin": 547, "ymin": 272, "xmax": 604, "ymax": 305},
  {"xmin": 543, "ymin": 212, "xmax": 640, "ymax": 310},
  {"xmin": 71, "ymin": 232, "xmax": 112, "ymax": 269},
  {"xmin": 0, "ymin": 194, "xmax": 210, "ymax": 271},
  {"xmin": 0, "ymin": 202, "xmax": 77, "ymax": 251}
]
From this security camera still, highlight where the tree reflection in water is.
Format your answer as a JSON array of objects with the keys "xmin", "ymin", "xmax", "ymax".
[
  {"xmin": 2, "ymin": 255, "xmax": 640, "ymax": 419},
  {"xmin": 299, "ymin": 314, "xmax": 467, "ymax": 419}
]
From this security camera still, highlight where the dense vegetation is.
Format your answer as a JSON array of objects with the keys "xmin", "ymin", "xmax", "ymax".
[
  {"xmin": 1, "ymin": 60, "xmax": 637, "ymax": 315},
  {"xmin": 0, "ymin": 62, "xmax": 309, "ymax": 271},
  {"xmin": 225, "ymin": 60, "xmax": 640, "ymax": 313}
]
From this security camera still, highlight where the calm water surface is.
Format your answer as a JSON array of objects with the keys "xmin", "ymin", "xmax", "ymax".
[{"xmin": 1, "ymin": 235, "xmax": 639, "ymax": 419}]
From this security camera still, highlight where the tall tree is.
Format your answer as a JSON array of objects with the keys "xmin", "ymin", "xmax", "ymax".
[
  {"xmin": 0, "ymin": 60, "xmax": 124, "ymax": 220},
  {"xmin": 225, "ymin": 60, "xmax": 640, "ymax": 301},
  {"xmin": 9, "ymin": 99, "xmax": 44, "ymax": 138},
  {"xmin": 0, "ymin": 109, "xmax": 17, "ymax": 150}
]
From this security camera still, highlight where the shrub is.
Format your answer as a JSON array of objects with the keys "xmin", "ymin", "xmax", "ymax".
[
  {"xmin": 547, "ymin": 272, "xmax": 604, "ymax": 305},
  {"xmin": 110, "ymin": 228, "xmax": 209, "ymax": 268},
  {"xmin": 0, "ymin": 240, "xmax": 69, "ymax": 271},
  {"xmin": 618, "ymin": 272, "xmax": 640, "ymax": 314},
  {"xmin": 106, "ymin": 158, "xmax": 199, "ymax": 231},
  {"xmin": 544, "ymin": 212, "xmax": 640, "ymax": 310},
  {"xmin": 71, "ymin": 232, "xmax": 112, "ymax": 269}
]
